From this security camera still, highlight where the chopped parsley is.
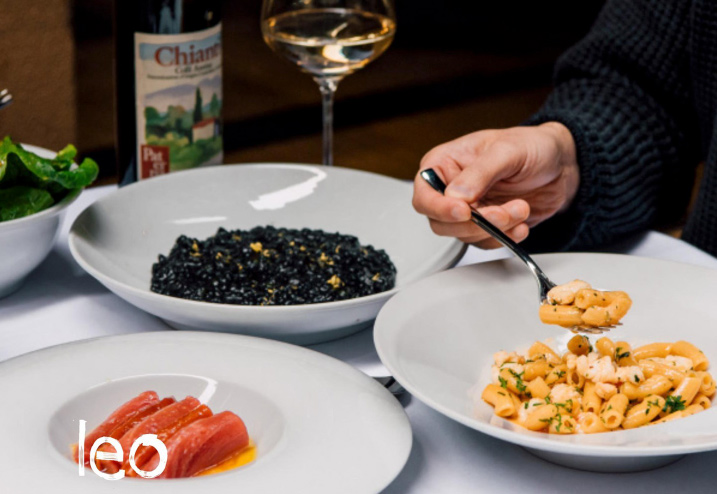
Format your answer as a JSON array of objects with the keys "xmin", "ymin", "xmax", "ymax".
[
  {"xmin": 663, "ymin": 395, "xmax": 686, "ymax": 414},
  {"xmin": 508, "ymin": 369, "xmax": 524, "ymax": 379},
  {"xmin": 645, "ymin": 399, "xmax": 661, "ymax": 415},
  {"xmin": 498, "ymin": 376, "xmax": 508, "ymax": 389},
  {"xmin": 554, "ymin": 413, "xmax": 563, "ymax": 432},
  {"xmin": 508, "ymin": 369, "xmax": 528, "ymax": 394},
  {"xmin": 615, "ymin": 347, "xmax": 631, "ymax": 360},
  {"xmin": 556, "ymin": 399, "xmax": 574, "ymax": 413},
  {"xmin": 539, "ymin": 417, "xmax": 554, "ymax": 425}
]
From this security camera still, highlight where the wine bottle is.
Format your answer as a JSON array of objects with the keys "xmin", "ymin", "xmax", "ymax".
[{"xmin": 114, "ymin": 0, "xmax": 222, "ymax": 186}]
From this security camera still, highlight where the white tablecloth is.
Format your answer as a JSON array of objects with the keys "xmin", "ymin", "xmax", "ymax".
[{"xmin": 3, "ymin": 186, "xmax": 717, "ymax": 493}]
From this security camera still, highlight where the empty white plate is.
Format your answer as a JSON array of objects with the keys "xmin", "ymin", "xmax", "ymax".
[
  {"xmin": 0, "ymin": 331, "xmax": 412, "ymax": 492},
  {"xmin": 375, "ymin": 253, "xmax": 717, "ymax": 472}
]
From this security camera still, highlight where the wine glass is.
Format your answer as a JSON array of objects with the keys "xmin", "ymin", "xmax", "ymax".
[{"xmin": 261, "ymin": 0, "xmax": 396, "ymax": 166}]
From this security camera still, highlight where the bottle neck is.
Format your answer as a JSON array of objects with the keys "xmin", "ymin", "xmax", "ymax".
[{"xmin": 119, "ymin": 0, "xmax": 221, "ymax": 34}]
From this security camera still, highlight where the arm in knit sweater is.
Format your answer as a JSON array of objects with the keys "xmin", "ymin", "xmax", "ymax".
[{"xmin": 523, "ymin": 0, "xmax": 701, "ymax": 252}]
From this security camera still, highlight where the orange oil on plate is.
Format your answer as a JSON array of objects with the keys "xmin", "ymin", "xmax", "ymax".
[{"xmin": 195, "ymin": 442, "xmax": 257, "ymax": 476}]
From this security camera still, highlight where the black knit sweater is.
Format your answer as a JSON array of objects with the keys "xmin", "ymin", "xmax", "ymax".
[{"xmin": 524, "ymin": 0, "xmax": 717, "ymax": 256}]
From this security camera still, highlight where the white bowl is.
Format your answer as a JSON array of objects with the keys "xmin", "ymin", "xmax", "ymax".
[
  {"xmin": 0, "ymin": 331, "xmax": 412, "ymax": 492},
  {"xmin": 0, "ymin": 145, "xmax": 81, "ymax": 298},
  {"xmin": 375, "ymin": 253, "xmax": 717, "ymax": 472},
  {"xmin": 69, "ymin": 164, "xmax": 464, "ymax": 344}
]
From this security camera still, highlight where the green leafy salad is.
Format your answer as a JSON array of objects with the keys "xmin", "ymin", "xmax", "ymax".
[{"xmin": 0, "ymin": 136, "xmax": 99, "ymax": 222}]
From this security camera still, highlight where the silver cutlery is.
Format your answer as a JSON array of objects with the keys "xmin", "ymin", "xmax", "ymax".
[
  {"xmin": 420, "ymin": 168, "xmax": 619, "ymax": 334},
  {"xmin": 0, "ymin": 89, "xmax": 12, "ymax": 110},
  {"xmin": 373, "ymin": 375, "xmax": 406, "ymax": 396}
]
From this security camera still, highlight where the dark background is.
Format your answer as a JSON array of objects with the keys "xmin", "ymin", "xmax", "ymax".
[{"xmin": 0, "ymin": 0, "xmax": 605, "ymax": 182}]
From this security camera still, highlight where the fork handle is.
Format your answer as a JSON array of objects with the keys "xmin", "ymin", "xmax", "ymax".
[{"xmin": 420, "ymin": 169, "xmax": 552, "ymax": 289}]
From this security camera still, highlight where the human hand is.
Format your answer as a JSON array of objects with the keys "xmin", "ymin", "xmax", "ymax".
[{"xmin": 412, "ymin": 122, "xmax": 579, "ymax": 249}]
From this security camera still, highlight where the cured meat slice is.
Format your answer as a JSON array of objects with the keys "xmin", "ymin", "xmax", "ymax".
[
  {"xmin": 74, "ymin": 390, "xmax": 160, "ymax": 465},
  {"xmin": 119, "ymin": 397, "xmax": 200, "ymax": 457},
  {"xmin": 125, "ymin": 403, "xmax": 213, "ymax": 475},
  {"xmin": 111, "ymin": 397, "xmax": 176, "ymax": 440},
  {"xmin": 145, "ymin": 411, "xmax": 249, "ymax": 478},
  {"xmin": 71, "ymin": 391, "xmax": 252, "ymax": 479},
  {"xmin": 97, "ymin": 397, "xmax": 176, "ymax": 473}
]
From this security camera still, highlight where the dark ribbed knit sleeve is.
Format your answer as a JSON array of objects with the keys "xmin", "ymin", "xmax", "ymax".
[{"xmin": 523, "ymin": 0, "xmax": 701, "ymax": 252}]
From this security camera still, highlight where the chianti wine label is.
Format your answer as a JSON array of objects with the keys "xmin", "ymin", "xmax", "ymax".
[{"xmin": 134, "ymin": 24, "xmax": 222, "ymax": 180}]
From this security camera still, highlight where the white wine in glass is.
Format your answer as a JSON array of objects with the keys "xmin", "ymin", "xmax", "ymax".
[{"xmin": 261, "ymin": 1, "xmax": 396, "ymax": 166}]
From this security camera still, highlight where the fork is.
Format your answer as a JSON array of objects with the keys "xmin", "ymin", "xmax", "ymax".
[
  {"xmin": 420, "ymin": 168, "xmax": 617, "ymax": 334},
  {"xmin": 373, "ymin": 375, "xmax": 406, "ymax": 396},
  {"xmin": 0, "ymin": 89, "xmax": 12, "ymax": 110}
]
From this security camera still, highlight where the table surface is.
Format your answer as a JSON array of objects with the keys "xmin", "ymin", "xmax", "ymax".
[{"xmin": 3, "ymin": 186, "xmax": 717, "ymax": 493}]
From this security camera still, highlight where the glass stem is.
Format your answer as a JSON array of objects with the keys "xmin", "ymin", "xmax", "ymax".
[{"xmin": 315, "ymin": 77, "xmax": 340, "ymax": 166}]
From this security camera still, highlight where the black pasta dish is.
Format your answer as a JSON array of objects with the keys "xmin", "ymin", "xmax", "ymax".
[{"xmin": 151, "ymin": 226, "xmax": 397, "ymax": 305}]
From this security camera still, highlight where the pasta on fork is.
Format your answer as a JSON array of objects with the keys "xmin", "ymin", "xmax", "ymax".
[
  {"xmin": 539, "ymin": 280, "xmax": 632, "ymax": 328},
  {"xmin": 478, "ymin": 336, "xmax": 715, "ymax": 434}
]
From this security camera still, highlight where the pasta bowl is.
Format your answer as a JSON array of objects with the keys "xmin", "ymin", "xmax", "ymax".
[
  {"xmin": 69, "ymin": 164, "xmax": 464, "ymax": 344},
  {"xmin": 374, "ymin": 253, "xmax": 717, "ymax": 472}
]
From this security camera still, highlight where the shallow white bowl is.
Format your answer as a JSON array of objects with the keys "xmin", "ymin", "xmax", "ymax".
[
  {"xmin": 0, "ymin": 144, "xmax": 81, "ymax": 298},
  {"xmin": 0, "ymin": 331, "xmax": 412, "ymax": 492},
  {"xmin": 69, "ymin": 164, "xmax": 464, "ymax": 344},
  {"xmin": 375, "ymin": 253, "xmax": 717, "ymax": 472}
]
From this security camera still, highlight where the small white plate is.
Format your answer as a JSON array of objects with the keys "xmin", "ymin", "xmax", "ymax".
[
  {"xmin": 0, "ymin": 331, "xmax": 412, "ymax": 492},
  {"xmin": 69, "ymin": 164, "xmax": 464, "ymax": 344},
  {"xmin": 375, "ymin": 253, "xmax": 717, "ymax": 472}
]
